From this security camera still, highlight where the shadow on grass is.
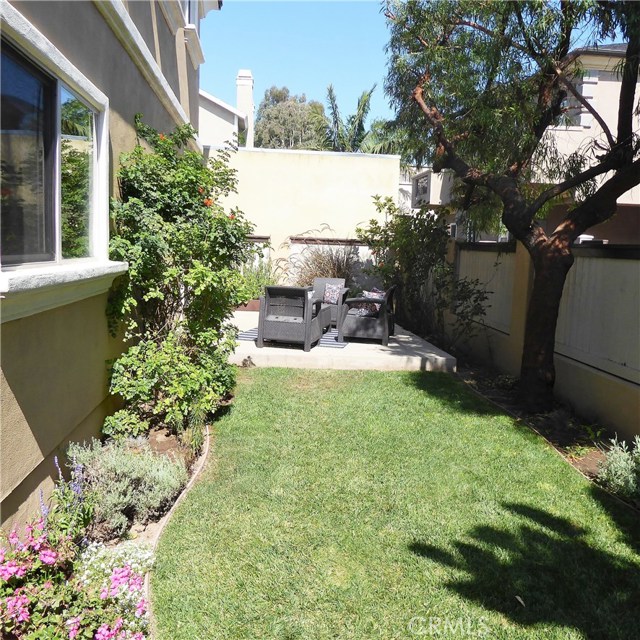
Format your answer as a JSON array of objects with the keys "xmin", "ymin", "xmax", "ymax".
[
  {"xmin": 404, "ymin": 371, "xmax": 503, "ymax": 417},
  {"xmin": 588, "ymin": 484, "xmax": 640, "ymax": 554},
  {"xmin": 409, "ymin": 502, "xmax": 640, "ymax": 640}
]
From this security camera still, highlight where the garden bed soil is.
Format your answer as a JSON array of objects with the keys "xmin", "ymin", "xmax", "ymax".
[{"xmin": 147, "ymin": 428, "xmax": 192, "ymax": 466}]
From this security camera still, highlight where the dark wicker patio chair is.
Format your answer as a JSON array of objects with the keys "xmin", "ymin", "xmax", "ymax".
[
  {"xmin": 257, "ymin": 286, "xmax": 332, "ymax": 352},
  {"xmin": 310, "ymin": 277, "xmax": 349, "ymax": 327},
  {"xmin": 337, "ymin": 285, "xmax": 397, "ymax": 346}
]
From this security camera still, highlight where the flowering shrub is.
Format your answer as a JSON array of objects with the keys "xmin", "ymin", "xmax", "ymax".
[
  {"xmin": 46, "ymin": 456, "xmax": 95, "ymax": 546},
  {"xmin": 106, "ymin": 115, "xmax": 257, "ymax": 445},
  {"xmin": 0, "ymin": 520, "xmax": 152, "ymax": 639}
]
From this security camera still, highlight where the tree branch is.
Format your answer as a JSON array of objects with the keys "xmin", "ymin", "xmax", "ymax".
[
  {"xmin": 553, "ymin": 65, "xmax": 616, "ymax": 148},
  {"xmin": 553, "ymin": 157, "xmax": 640, "ymax": 240},
  {"xmin": 514, "ymin": 4, "xmax": 542, "ymax": 59},
  {"xmin": 616, "ymin": 20, "xmax": 640, "ymax": 154},
  {"xmin": 525, "ymin": 157, "xmax": 617, "ymax": 217}
]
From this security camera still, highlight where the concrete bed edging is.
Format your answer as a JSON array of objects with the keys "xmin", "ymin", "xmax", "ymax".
[{"xmin": 143, "ymin": 422, "xmax": 213, "ymax": 636}]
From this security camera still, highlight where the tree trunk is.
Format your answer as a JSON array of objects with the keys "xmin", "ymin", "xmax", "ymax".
[{"xmin": 519, "ymin": 240, "xmax": 574, "ymax": 411}]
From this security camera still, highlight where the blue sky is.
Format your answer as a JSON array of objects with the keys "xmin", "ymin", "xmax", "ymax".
[{"xmin": 199, "ymin": 1, "xmax": 395, "ymax": 123}]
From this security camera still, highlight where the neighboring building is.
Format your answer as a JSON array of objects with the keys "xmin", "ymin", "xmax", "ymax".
[
  {"xmin": 199, "ymin": 69, "xmax": 255, "ymax": 150},
  {"xmin": 410, "ymin": 44, "xmax": 639, "ymax": 244},
  {"xmin": 0, "ymin": 0, "xmax": 218, "ymax": 529},
  {"xmin": 542, "ymin": 44, "xmax": 639, "ymax": 244},
  {"xmin": 199, "ymin": 90, "xmax": 248, "ymax": 149}
]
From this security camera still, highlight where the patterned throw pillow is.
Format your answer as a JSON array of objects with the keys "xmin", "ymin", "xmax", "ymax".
[
  {"xmin": 323, "ymin": 283, "xmax": 342, "ymax": 305},
  {"xmin": 353, "ymin": 288, "xmax": 385, "ymax": 317}
]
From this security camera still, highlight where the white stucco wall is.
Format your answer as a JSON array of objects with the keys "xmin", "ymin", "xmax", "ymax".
[
  {"xmin": 198, "ymin": 90, "xmax": 247, "ymax": 148},
  {"xmin": 222, "ymin": 148, "xmax": 401, "ymax": 260}
]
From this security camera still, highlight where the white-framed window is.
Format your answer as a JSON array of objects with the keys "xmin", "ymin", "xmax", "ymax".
[
  {"xmin": 181, "ymin": 0, "xmax": 199, "ymax": 27},
  {"xmin": 1, "ymin": 43, "xmax": 100, "ymax": 266},
  {"xmin": 0, "ymin": 2, "xmax": 126, "ymax": 324},
  {"xmin": 0, "ymin": 2, "xmax": 110, "ymax": 269}
]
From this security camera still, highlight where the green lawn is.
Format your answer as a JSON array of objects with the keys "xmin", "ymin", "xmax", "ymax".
[{"xmin": 151, "ymin": 369, "xmax": 639, "ymax": 640}]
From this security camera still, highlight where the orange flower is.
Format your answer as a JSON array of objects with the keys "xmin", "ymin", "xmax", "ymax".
[
  {"xmin": 228, "ymin": 213, "xmax": 236, "ymax": 220},
  {"xmin": 158, "ymin": 133, "xmax": 166, "ymax": 140},
  {"xmin": 203, "ymin": 198, "xmax": 213, "ymax": 207}
]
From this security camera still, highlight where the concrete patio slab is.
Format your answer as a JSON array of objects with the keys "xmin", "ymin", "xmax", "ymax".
[{"xmin": 230, "ymin": 311, "xmax": 456, "ymax": 372}]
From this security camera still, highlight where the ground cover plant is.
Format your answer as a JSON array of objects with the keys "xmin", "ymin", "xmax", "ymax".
[
  {"xmin": 0, "ymin": 459, "xmax": 153, "ymax": 639},
  {"xmin": 152, "ymin": 369, "xmax": 640, "ymax": 640},
  {"xmin": 597, "ymin": 436, "xmax": 640, "ymax": 505},
  {"xmin": 68, "ymin": 439, "xmax": 188, "ymax": 542}
]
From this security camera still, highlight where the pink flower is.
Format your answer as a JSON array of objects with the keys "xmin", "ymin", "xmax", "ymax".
[
  {"xmin": 8, "ymin": 530, "xmax": 19, "ymax": 546},
  {"xmin": 4, "ymin": 593, "xmax": 30, "ymax": 623},
  {"xmin": 38, "ymin": 548, "xmax": 57, "ymax": 565},
  {"xmin": 0, "ymin": 549, "xmax": 5, "ymax": 563},
  {"xmin": 30, "ymin": 534, "xmax": 46, "ymax": 551},
  {"xmin": 0, "ymin": 560, "xmax": 28, "ymax": 581},
  {"xmin": 94, "ymin": 623, "xmax": 112, "ymax": 640},
  {"xmin": 135, "ymin": 598, "xmax": 147, "ymax": 617},
  {"xmin": 66, "ymin": 616, "xmax": 81, "ymax": 639}
]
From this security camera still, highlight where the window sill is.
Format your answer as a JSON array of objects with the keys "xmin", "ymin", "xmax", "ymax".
[{"xmin": 0, "ymin": 260, "xmax": 128, "ymax": 323}]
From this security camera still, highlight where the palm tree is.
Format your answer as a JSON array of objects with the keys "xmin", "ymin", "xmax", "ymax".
[{"xmin": 314, "ymin": 85, "xmax": 376, "ymax": 152}]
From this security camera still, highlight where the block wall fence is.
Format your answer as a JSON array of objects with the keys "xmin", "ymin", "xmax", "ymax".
[{"xmin": 446, "ymin": 241, "xmax": 639, "ymax": 440}]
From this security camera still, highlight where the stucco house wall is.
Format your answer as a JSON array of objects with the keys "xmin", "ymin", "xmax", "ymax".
[
  {"xmin": 0, "ymin": 0, "xmax": 213, "ymax": 530},
  {"xmin": 222, "ymin": 148, "xmax": 401, "ymax": 265},
  {"xmin": 199, "ymin": 89, "xmax": 247, "ymax": 148}
]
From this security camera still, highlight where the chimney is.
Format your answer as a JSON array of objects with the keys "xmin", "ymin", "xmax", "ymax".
[{"xmin": 236, "ymin": 69, "xmax": 254, "ymax": 148}]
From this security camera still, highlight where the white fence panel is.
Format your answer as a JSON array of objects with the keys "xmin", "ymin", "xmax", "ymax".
[{"xmin": 556, "ymin": 256, "xmax": 640, "ymax": 383}]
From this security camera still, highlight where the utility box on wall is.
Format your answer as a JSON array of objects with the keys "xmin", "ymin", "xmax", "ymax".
[{"xmin": 411, "ymin": 169, "xmax": 455, "ymax": 208}]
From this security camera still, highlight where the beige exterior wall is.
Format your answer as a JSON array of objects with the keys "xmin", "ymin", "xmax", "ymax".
[
  {"xmin": 451, "ymin": 242, "xmax": 639, "ymax": 440},
  {"xmin": 1, "ymin": 294, "xmax": 123, "ymax": 527},
  {"xmin": 1, "ymin": 1, "xmax": 210, "ymax": 529},
  {"xmin": 10, "ymin": 1, "xmax": 202, "ymax": 164},
  {"xmin": 222, "ymin": 148, "xmax": 401, "ymax": 263}
]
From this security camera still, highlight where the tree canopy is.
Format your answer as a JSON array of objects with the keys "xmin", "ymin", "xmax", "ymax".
[
  {"xmin": 253, "ymin": 86, "xmax": 324, "ymax": 149},
  {"xmin": 384, "ymin": 0, "xmax": 640, "ymax": 407}
]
